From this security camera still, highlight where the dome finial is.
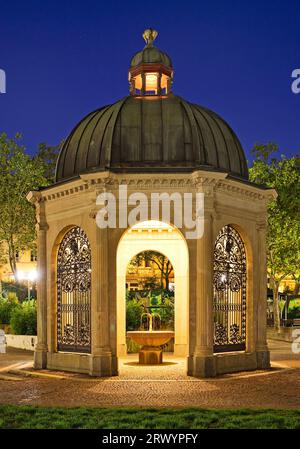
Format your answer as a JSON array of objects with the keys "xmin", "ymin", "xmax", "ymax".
[{"xmin": 143, "ymin": 28, "xmax": 158, "ymax": 46}]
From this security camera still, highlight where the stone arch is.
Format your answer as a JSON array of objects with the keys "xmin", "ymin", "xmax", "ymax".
[
  {"xmin": 213, "ymin": 224, "xmax": 248, "ymax": 353},
  {"xmin": 227, "ymin": 222, "xmax": 255, "ymax": 354},
  {"xmin": 116, "ymin": 220, "xmax": 189, "ymax": 357},
  {"xmin": 52, "ymin": 225, "xmax": 92, "ymax": 354}
]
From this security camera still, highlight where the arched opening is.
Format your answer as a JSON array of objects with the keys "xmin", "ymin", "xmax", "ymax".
[
  {"xmin": 126, "ymin": 250, "xmax": 175, "ymax": 356},
  {"xmin": 116, "ymin": 220, "xmax": 189, "ymax": 360},
  {"xmin": 56, "ymin": 226, "xmax": 91, "ymax": 353},
  {"xmin": 213, "ymin": 225, "xmax": 247, "ymax": 353}
]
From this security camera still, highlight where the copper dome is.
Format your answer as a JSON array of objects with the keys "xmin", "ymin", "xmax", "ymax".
[{"xmin": 55, "ymin": 95, "xmax": 248, "ymax": 182}]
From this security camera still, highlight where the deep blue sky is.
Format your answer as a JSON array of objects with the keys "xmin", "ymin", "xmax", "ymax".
[{"xmin": 1, "ymin": 0, "xmax": 299, "ymax": 162}]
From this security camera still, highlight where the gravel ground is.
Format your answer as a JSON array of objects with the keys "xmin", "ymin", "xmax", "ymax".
[{"xmin": 0, "ymin": 340, "xmax": 299, "ymax": 408}]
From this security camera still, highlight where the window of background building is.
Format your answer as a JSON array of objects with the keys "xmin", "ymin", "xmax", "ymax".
[{"xmin": 30, "ymin": 250, "xmax": 37, "ymax": 262}]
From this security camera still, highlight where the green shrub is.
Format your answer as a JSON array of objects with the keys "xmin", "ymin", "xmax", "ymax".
[
  {"xmin": 288, "ymin": 306, "xmax": 300, "ymax": 319},
  {"xmin": 10, "ymin": 300, "xmax": 37, "ymax": 335},
  {"xmin": 125, "ymin": 289, "xmax": 175, "ymax": 331},
  {"xmin": 126, "ymin": 299, "xmax": 144, "ymax": 331},
  {"xmin": 0, "ymin": 296, "xmax": 19, "ymax": 324},
  {"xmin": 158, "ymin": 296, "xmax": 174, "ymax": 330},
  {"xmin": 7, "ymin": 292, "xmax": 18, "ymax": 302}
]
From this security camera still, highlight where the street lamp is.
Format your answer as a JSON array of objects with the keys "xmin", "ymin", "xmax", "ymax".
[{"xmin": 16, "ymin": 269, "xmax": 37, "ymax": 300}]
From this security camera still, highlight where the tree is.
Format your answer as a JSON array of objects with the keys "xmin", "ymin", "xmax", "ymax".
[
  {"xmin": 130, "ymin": 251, "xmax": 174, "ymax": 291},
  {"xmin": 35, "ymin": 142, "xmax": 61, "ymax": 183},
  {"xmin": 249, "ymin": 143, "xmax": 300, "ymax": 331},
  {"xmin": 292, "ymin": 271, "xmax": 300, "ymax": 295},
  {"xmin": 0, "ymin": 133, "xmax": 49, "ymax": 275}
]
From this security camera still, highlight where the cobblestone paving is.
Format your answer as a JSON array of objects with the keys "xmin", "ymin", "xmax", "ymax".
[{"xmin": 0, "ymin": 341, "xmax": 299, "ymax": 408}]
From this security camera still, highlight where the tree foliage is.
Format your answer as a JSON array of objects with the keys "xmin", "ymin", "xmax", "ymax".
[
  {"xmin": 35, "ymin": 142, "xmax": 61, "ymax": 183},
  {"xmin": 0, "ymin": 295, "xmax": 19, "ymax": 324},
  {"xmin": 130, "ymin": 250, "xmax": 174, "ymax": 290},
  {"xmin": 0, "ymin": 133, "xmax": 49, "ymax": 275},
  {"xmin": 10, "ymin": 299, "xmax": 37, "ymax": 335},
  {"xmin": 249, "ymin": 143, "xmax": 300, "ymax": 330}
]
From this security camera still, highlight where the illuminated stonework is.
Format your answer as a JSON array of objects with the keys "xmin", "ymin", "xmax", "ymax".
[
  {"xmin": 28, "ymin": 31, "xmax": 276, "ymax": 378},
  {"xmin": 129, "ymin": 29, "xmax": 173, "ymax": 97}
]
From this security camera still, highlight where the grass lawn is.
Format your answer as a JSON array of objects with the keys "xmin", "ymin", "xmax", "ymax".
[{"xmin": 0, "ymin": 406, "xmax": 300, "ymax": 429}]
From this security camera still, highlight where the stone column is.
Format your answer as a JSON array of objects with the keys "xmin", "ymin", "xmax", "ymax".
[
  {"xmin": 141, "ymin": 72, "xmax": 146, "ymax": 95},
  {"xmin": 157, "ymin": 73, "xmax": 162, "ymax": 95},
  {"xmin": 89, "ymin": 207, "xmax": 116, "ymax": 377},
  {"xmin": 189, "ymin": 189, "xmax": 216, "ymax": 377},
  {"xmin": 256, "ymin": 220, "xmax": 270, "ymax": 368},
  {"xmin": 27, "ymin": 192, "xmax": 48, "ymax": 369}
]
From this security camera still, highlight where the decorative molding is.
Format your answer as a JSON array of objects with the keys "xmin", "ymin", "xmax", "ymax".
[
  {"xmin": 34, "ymin": 171, "xmax": 275, "ymax": 204},
  {"xmin": 36, "ymin": 222, "xmax": 49, "ymax": 232},
  {"xmin": 27, "ymin": 191, "xmax": 49, "ymax": 232},
  {"xmin": 255, "ymin": 220, "xmax": 267, "ymax": 232},
  {"xmin": 89, "ymin": 209, "xmax": 98, "ymax": 219},
  {"xmin": 217, "ymin": 181, "xmax": 265, "ymax": 200},
  {"xmin": 212, "ymin": 211, "xmax": 222, "ymax": 222}
]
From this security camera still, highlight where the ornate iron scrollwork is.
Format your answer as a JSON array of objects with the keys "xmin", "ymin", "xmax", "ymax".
[
  {"xmin": 57, "ymin": 227, "xmax": 91, "ymax": 353},
  {"xmin": 213, "ymin": 225, "xmax": 246, "ymax": 353}
]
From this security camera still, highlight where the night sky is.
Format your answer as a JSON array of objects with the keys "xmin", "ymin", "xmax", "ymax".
[{"xmin": 1, "ymin": 0, "xmax": 299, "ymax": 162}]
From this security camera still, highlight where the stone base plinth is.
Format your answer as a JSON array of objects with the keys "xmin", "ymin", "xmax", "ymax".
[
  {"xmin": 139, "ymin": 347, "xmax": 162, "ymax": 364},
  {"xmin": 45, "ymin": 351, "xmax": 118, "ymax": 377},
  {"xmin": 89, "ymin": 352, "xmax": 118, "ymax": 377},
  {"xmin": 188, "ymin": 350, "xmax": 270, "ymax": 378},
  {"xmin": 256, "ymin": 349, "xmax": 270, "ymax": 369},
  {"xmin": 34, "ymin": 349, "xmax": 47, "ymax": 369},
  {"xmin": 188, "ymin": 354, "xmax": 217, "ymax": 378}
]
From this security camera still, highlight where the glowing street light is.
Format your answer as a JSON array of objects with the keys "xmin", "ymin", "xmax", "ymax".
[{"xmin": 16, "ymin": 269, "xmax": 37, "ymax": 300}]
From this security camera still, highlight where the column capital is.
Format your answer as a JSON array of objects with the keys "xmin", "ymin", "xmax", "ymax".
[
  {"xmin": 26, "ymin": 190, "xmax": 42, "ymax": 204},
  {"xmin": 36, "ymin": 222, "xmax": 49, "ymax": 232},
  {"xmin": 191, "ymin": 171, "xmax": 226, "ymax": 190},
  {"xmin": 256, "ymin": 220, "xmax": 267, "ymax": 232}
]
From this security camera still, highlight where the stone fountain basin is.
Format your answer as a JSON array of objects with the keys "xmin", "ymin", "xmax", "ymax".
[{"xmin": 127, "ymin": 331, "xmax": 174, "ymax": 347}]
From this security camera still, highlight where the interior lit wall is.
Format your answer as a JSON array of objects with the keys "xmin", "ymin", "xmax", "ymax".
[{"xmin": 116, "ymin": 220, "xmax": 189, "ymax": 357}]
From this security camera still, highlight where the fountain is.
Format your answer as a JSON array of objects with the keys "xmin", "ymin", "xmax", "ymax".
[{"xmin": 126, "ymin": 306, "xmax": 174, "ymax": 364}]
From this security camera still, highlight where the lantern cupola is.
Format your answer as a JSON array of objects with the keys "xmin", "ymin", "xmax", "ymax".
[{"xmin": 129, "ymin": 29, "xmax": 173, "ymax": 97}]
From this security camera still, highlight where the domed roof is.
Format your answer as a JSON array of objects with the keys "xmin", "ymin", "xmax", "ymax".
[
  {"xmin": 55, "ymin": 29, "xmax": 248, "ymax": 183},
  {"xmin": 130, "ymin": 46, "xmax": 172, "ymax": 68},
  {"xmin": 130, "ymin": 28, "xmax": 172, "ymax": 69},
  {"xmin": 55, "ymin": 95, "xmax": 248, "ymax": 182}
]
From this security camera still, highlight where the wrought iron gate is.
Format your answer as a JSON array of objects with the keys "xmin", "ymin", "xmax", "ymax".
[
  {"xmin": 213, "ymin": 225, "xmax": 246, "ymax": 353},
  {"xmin": 57, "ymin": 227, "xmax": 91, "ymax": 353}
]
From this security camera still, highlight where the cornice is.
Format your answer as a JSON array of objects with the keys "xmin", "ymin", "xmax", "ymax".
[
  {"xmin": 34, "ymin": 170, "xmax": 276, "ymax": 203},
  {"xmin": 216, "ymin": 179, "xmax": 276, "ymax": 202}
]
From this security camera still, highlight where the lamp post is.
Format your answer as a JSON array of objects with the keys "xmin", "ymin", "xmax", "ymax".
[{"xmin": 16, "ymin": 269, "xmax": 37, "ymax": 300}]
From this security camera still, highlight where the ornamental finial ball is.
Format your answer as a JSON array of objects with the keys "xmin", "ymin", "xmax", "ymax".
[{"xmin": 143, "ymin": 28, "xmax": 158, "ymax": 46}]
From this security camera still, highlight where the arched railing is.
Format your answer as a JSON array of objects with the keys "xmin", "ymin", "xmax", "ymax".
[
  {"xmin": 213, "ymin": 225, "xmax": 246, "ymax": 353},
  {"xmin": 57, "ymin": 226, "xmax": 91, "ymax": 353}
]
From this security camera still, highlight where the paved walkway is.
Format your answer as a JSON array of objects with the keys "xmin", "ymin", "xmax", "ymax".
[
  {"xmin": 0, "ymin": 341, "xmax": 299, "ymax": 408},
  {"xmin": 0, "ymin": 348, "xmax": 33, "ymax": 372}
]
